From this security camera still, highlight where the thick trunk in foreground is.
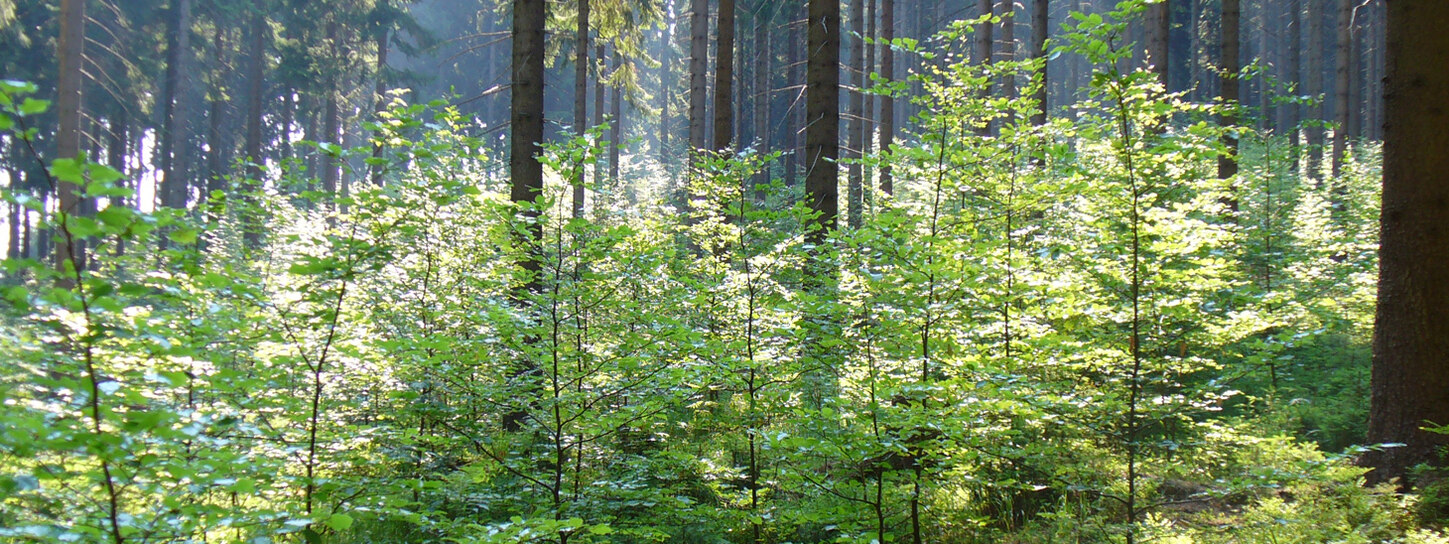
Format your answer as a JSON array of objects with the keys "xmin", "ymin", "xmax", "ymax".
[
  {"xmin": 243, "ymin": 9, "xmax": 267, "ymax": 248},
  {"xmin": 1031, "ymin": 0, "xmax": 1049, "ymax": 127},
  {"xmin": 688, "ymin": 0, "xmax": 708, "ymax": 157},
  {"xmin": 159, "ymin": 0, "xmax": 194, "ymax": 210},
  {"xmin": 1363, "ymin": 0, "xmax": 1449, "ymax": 489}
]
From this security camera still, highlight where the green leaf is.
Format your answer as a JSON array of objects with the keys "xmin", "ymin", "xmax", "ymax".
[
  {"xmin": 17, "ymin": 98, "xmax": 49, "ymax": 116},
  {"xmin": 168, "ymin": 228, "xmax": 199, "ymax": 245},
  {"xmin": 588, "ymin": 524, "xmax": 614, "ymax": 535},
  {"xmin": 325, "ymin": 513, "xmax": 353, "ymax": 531}
]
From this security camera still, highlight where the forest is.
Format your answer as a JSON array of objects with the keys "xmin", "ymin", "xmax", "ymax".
[{"xmin": 3, "ymin": 0, "xmax": 1449, "ymax": 542}]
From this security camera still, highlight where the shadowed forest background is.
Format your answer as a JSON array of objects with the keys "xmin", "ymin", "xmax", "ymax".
[{"xmin": 3, "ymin": 0, "xmax": 1449, "ymax": 542}]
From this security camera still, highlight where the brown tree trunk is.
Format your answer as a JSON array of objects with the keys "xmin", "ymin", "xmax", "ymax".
[
  {"xmin": 784, "ymin": 8, "xmax": 802, "ymax": 189},
  {"xmin": 753, "ymin": 5, "xmax": 771, "ymax": 197},
  {"xmin": 714, "ymin": 0, "xmax": 736, "ymax": 151},
  {"xmin": 54, "ymin": 0, "xmax": 86, "ymax": 273},
  {"xmin": 1284, "ymin": 0, "xmax": 1302, "ymax": 148},
  {"xmin": 505, "ymin": 0, "xmax": 546, "ymax": 433},
  {"xmin": 371, "ymin": 28, "xmax": 391, "ymax": 186},
  {"xmin": 878, "ymin": 0, "xmax": 894, "ymax": 195},
  {"xmin": 1364, "ymin": 0, "xmax": 1449, "ymax": 488},
  {"xmin": 998, "ymin": 0, "xmax": 1016, "ymax": 100},
  {"xmin": 321, "ymin": 23, "xmax": 341, "ymax": 203},
  {"xmin": 805, "ymin": 0, "xmax": 839, "ymax": 246},
  {"xmin": 1146, "ymin": 0, "xmax": 1169, "ymax": 83}
]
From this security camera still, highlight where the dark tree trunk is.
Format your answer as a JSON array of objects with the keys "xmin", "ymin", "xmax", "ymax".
[
  {"xmin": 573, "ymin": 0, "xmax": 589, "ymax": 217},
  {"xmin": 998, "ymin": 0, "xmax": 1016, "ymax": 100},
  {"xmin": 1364, "ymin": 0, "xmax": 1449, "ymax": 488},
  {"xmin": 207, "ymin": 27, "xmax": 231, "ymax": 203},
  {"xmin": 714, "ymin": 0, "xmax": 736, "ymax": 151},
  {"xmin": 974, "ymin": 0, "xmax": 994, "ymax": 135},
  {"xmin": 878, "ymin": 0, "xmax": 894, "ymax": 195},
  {"xmin": 1031, "ymin": 0, "xmax": 1049, "ymax": 127},
  {"xmin": 160, "ymin": 0, "xmax": 194, "ymax": 211},
  {"xmin": 784, "ymin": 8, "xmax": 802, "ymax": 189},
  {"xmin": 847, "ymin": 0, "xmax": 864, "ymax": 228},
  {"xmin": 1307, "ymin": 0, "xmax": 1325, "ymax": 181},
  {"xmin": 1218, "ymin": 0, "xmax": 1239, "ymax": 183},
  {"xmin": 688, "ymin": 0, "xmax": 709, "ymax": 157},
  {"xmin": 1284, "ymin": 0, "xmax": 1302, "ymax": 147},
  {"xmin": 805, "ymin": 0, "xmax": 839, "ymax": 246}
]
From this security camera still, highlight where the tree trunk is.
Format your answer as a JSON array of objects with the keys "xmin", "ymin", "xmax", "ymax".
[
  {"xmin": 784, "ymin": 8, "xmax": 801, "ymax": 189},
  {"xmin": 207, "ymin": 27, "xmax": 231, "ymax": 203},
  {"xmin": 505, "ymin": 0, "xmax": 545, "ymax": 432},
  {"xmin": 159, "ymin": 0, "xmax": 193, "ymax": 211},
  {"xmin": 573, "ymin": 0, "xmax": 589, "ymax": 218},
  {"xmin": 1284, "ymin": 0, "xmax": 1302, "ymax": 148},
  {"xmin": 878, "ymin": 0, "xmax": 894, "ymax": 195},
  {"xmin": 847, "ymin": 0, "xmax": 864, "ymax": 229},
  {"xmin": 714, "ymin": 0, "xmax": 736, "ymax": 151},
  {"xmin": 1306, "ymin": 0, "xmax": 1325, "ymax": 181},
  {"xmin": 753, "ymin": 5, "xmax": 771, "ymax": 197},
  {"xmin": 1364, "ymin": 0, "xmax": 1449, "ymax": 488},
  {"xmin": 321, "ymin": 23, "xmax": 341, "ymax": 203},
  {"xmin": 243, "ymin": 8, "xmax": 266, "ymax": 248},
  {"xmin": 371, "ymin": 28, "xmax": 391, "ymax": 186},
  {"xmin": 688, "ymin": 0, "xmax": 708, "ymax": 158},
  {"xmin": 999, "ymin": 0, "xmax": 1016, "ymax": 100},
  {"xmin": 1146, "ymin": 0, "xmax": 1169, "ymax": 83},
  {"xmin": 1218, "ymin": 0, "xmax": 1239, "ymax": 183},
  {"xmin": 54, "ymin": 0, "xmax": 86, "ymax": 273},
  {"xmin": 1031, "ymin": 0, "xmax": 1049, "ymax": 127},
  {"xmin": 975, "ymin": 0, "xmax": 994, "ymax": 136},
  {"xmin": 805, "ymin": 0, "xmax": 839, "ymax": 246},
  {"xmin": 660, "ymin": 0, "xmax": 675, "ymax": 163},
  {"xmin": 1332, "ymin": 0, "xmax": 1352, "ymax": 178},
  {"xmin": 609, "ymin": 52, "xmax": 622, "ymax": 183}
]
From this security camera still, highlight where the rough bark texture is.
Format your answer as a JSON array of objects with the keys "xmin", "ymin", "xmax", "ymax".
[
  {"xmin": 805, "ymin": 0, "xmax": 839, "ymax": 246},
  {"xmin": 55, "ymin": 0, "xmax": 86, "ymax": 272},
  {"xmin": 511, "ymin": 0, "xmax": 546, "ymax": 229},
  {"xmin": 688, "ymin": 0, "xmax": 709, "ymax": 157},
  {"xmin": 753, "ymin": 5, "xmax": 770, "ymax": 196},
  {"xmin": 1218, "ymin": 0, "xmax": 1239, "ymax": 182},
  {"xmin": 713, "ymin": 0, "xmax": 736, "ymax": 151},
  {"xmin": 999, "ymin": 0, "xmax": 1016, "ymax": 100},
  {"xmin": 878, "ymin": 0, "xmax": 894, "ymax": 195},
  {"xmin": 1146, "ymin": 0, "xmax": 1169, "ymax": 83},
  {"xmin": 1284, "ymin": 0, "xmax": 1302, "ymax": 143},
  {"xmin": 1364, "ymin": 0, "xmax": 1449, "ymax": 488},
  {"xmin": 974, "ymin": 0, "xmax": 994, "ymax": 136}
]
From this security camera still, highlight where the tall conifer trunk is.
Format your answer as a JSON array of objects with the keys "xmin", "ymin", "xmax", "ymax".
[
  {"xmin": 714, "ymin": 0, "xmax": 736, "ymax": 151},
  {"xmin": 878, "ymin": 0, "xmax": 894, "ymax": 195},
  {"xmin": 1364, "ymin": 0, "xmax": 1449, "ymax": 488}
]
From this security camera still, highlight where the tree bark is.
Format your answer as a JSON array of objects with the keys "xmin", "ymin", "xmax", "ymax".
[
  {"xmin": 54, "ymin": 0, "xmax": 86, "ymax": 273},
  {"xmin": 1332, "ymin": 0, "xmax": 1352, "ymax": 178},
  {"xmin": 753, "ymin": 4, "xmax": 771, "ymax": 197},
  {"xmin": 1364, "ymin": 0, "xmax": 1449, "ymax": 488},
  {"xmin": 805, "ymin": 0, "xmax": 839, "ymax": 246},
  {"xmin": 878, "ymin": 0, "xmax": 894, "ymax": 195},
  {"xmin": 688, "ymin": 0, "xmax": 708, "ymax": 158},
  {"xmin": 1146, "ymin": 0, "xmax": 1169, "ymax": 83},
  {"xmin": 714, "ymin": 0, "xmax": 736, "ymax": 151},
  {"xmin": 321, "ymin": 22, "xmax": 341, "ymax": 203},
  {"xmin": 975, "ymin": 0, "xmax": 994, "ymax": 136},
  {"xmin": 159, "ymin": 0, "xmax": 194, "ymax": 211},
  {"xmin": 609, "ymin": 51, "xmax": 622, "ymax": 183},
  {"xmin": 243, "ymin": 8, "xmax": 266, "ymax": 248},
  {"xmin": 847, "ymin": 0, "xmax": 864, "ymax": 228},
  {"xmin": 371, "ymin": 27, "xmax": 391, "ymax": 186},
  {"xmin": 1306, "ymin": 0, "xmax": 1325, "ymax": 182},
  {"xmin": 1218, "ymin": 0, "xmax": 1239, "ymax": 183},
  {"xmin": 1031, "ymin": 0, "xmax": 1049, "ymax": 127},
  {"xmin": 659, "ymin": 0, "xmax": 675, "ymax": 163},
  {"xmin": 573, "ymin": 0, "xmax": 590, "ymax": 218}
]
